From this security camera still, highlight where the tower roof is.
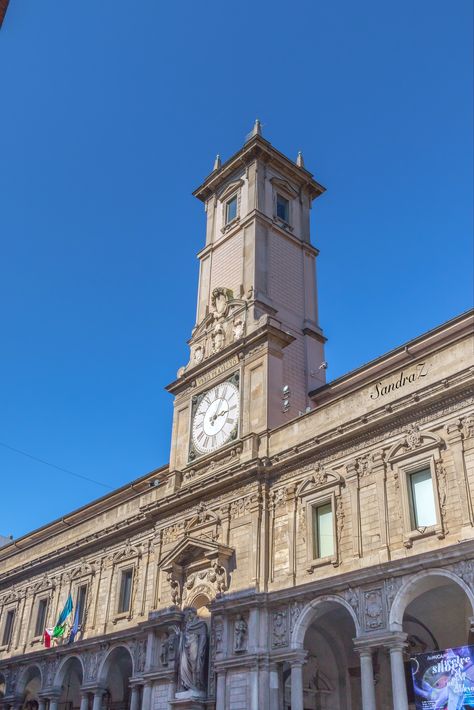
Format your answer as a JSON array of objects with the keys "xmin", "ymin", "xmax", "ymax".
[{"xmin": 193, "ymin": 127, "xmax": 326, "ymax": 203}]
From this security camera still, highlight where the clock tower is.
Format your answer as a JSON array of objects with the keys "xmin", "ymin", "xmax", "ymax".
[{"xmin": 166, "ymin": 122, "xmax": 327, "ymax": 488}]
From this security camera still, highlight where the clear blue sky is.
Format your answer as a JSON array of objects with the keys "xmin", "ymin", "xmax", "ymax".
[{"xmin": 0, "ymin": 1, "xmax": 472, "ymax": 539}]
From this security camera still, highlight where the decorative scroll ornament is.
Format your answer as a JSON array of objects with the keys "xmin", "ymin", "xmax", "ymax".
[{"xmin": 342, "ymin": 587, "xmax": 359, "ymax": 619}]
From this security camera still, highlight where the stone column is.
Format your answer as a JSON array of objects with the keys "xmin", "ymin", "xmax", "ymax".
[
  {"xmin": 215, "ymin": 672, "xmax": 226, "ymax": 710},
  {"xmin": 290, "ymin": 660, "xmax": 304, "ymax": 710},
  {"xmin": 129, "ymin": 687, "xmax": 140, "ymax": 710},
  {"xmin": 388, "ymin": 640, "xmax": 409, "ymax": 710},
  {"xmin": 269, "ymin": 663, "xmax": 280, "ymax": 709},
  {"xmin": 358, "ymin": 649, "xmax": 376, "ymax": 710},
  {"xmin": 92, "ymin": 690, "xmax": 103, "ymax": 710},
  {"xmin": 38, "ymin": 700, "xmax": 47, "ymax": 710},
  {"xmin": 49, "ymin": 700, "xmax": 59, "ymax": 710},
  {"xmin": 79, "ymin": 694, "xmax": 89, "ymax": 710},
  {"xmin": 140, "ymin": 682, "xmax": 152, "ymax": 710}
]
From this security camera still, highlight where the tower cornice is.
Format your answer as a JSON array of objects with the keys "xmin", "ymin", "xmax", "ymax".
[{"xmin": 192, "ymin": 134, "xmax": 326, "ymax": 203}]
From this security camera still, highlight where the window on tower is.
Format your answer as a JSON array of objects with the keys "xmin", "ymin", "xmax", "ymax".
[
  {"xmin": 276, "ymin": 194, "xmax": 290, "ymax": 223},
  {"xmin": 225, "ymin": 195, "xmax": 237, "ymax": 224}
]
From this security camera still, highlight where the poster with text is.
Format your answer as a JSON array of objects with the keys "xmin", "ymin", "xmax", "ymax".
[{"xmin": 411, "ymin": 645, "xmax": 474, "ymax": 709}]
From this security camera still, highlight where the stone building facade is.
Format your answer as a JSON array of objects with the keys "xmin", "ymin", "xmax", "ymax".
[{"xmin": 0, "ymin": 124, "xmax": 473, "ymax": 710}]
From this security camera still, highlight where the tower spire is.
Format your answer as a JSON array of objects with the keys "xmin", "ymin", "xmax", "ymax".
[
  {"xmin": 213, "ymin": 154, "xmax": 221, "ymax": 171},
  {"xmin": 296, "ymin": 151, "xmax": 305, "ymax": 168}
]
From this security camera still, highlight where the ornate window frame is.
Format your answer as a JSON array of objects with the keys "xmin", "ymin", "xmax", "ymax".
[
  {"xmin": 297, "ymin": 465, "xmax": 344, "ymax": 572},
  {"xmin": 270, "ymin": 177, "xmax": 298, "ymax": 230},
  {"xmin": 0, "ymin": 603, "xmax": 17, "ymax": 651},
  {"xmin": 110, "ymin": 542, "xmax": 141, "ymax": 623},
  {"xmin": 387, "ymin": 426, "xmax": 445, "ymax": 548},
  {"xmin": 218, "ymin": 179, "xmax": 244, "ymax": 234},
  {"xmin": 31, "ymin": 595, "xmax": 49, "ymax": 642}
]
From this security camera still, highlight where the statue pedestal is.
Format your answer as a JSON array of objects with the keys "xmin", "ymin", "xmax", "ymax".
[{"xmin": 170, "ymin": 690, "xmax": 207, "ymax": 710}]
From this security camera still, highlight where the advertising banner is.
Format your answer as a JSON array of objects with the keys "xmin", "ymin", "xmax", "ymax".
[{"xmin": 410, "ymin": 644, "xmax": 474, "ymax": 709}]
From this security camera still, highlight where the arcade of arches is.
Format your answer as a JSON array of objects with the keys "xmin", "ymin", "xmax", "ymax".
[{"xmin": 1, "ymin": 569, "xmax": 473, "ymax": 710}]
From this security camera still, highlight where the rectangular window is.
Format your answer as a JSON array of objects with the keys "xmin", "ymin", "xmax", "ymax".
[
  {"xmin": 2, "ymin": 610, "xmax": 15, "ymax": 646},
  {"xmin": 225, "ymin": 195, "xmax": 237, "ymax": 223},
  {"xmin": 118, "ymin": 569, "xmax": 133, "ymax": 614},
  {"xmin": 34, "ymin": 599, "xmax": 48, "ymax": 637},
  {"xmin": 409, "ymin": 468, "xmax": 437, "ymax": 528},
  {"xmin": 276, "ymin": 194, "xmax": 290, "ymax": 222},
  {"xmin": 313, "ymin": 503, "xmax": 334, "ymax": 558},
  {"xmin": 76, "ymin": 585, "xmax": 87, "ymax": 627}
]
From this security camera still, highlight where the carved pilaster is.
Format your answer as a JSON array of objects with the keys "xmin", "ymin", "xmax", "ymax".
[
  {"xmin": 346, "ymin": 461, "xmax": 361, "ymax": 558},
  {"xmin": 286, "ymin": 484, "xmax": 297, "ymax": 585},
  {"xmin": 447, "ymin": 419, "xmax": 474, "ymax": 529}
]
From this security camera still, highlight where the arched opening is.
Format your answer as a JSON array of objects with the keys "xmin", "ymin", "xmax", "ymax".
[
  {"xmin": 18, "ymin": 666, "xmax": 42, "ymax": 710},
  {"xmin": 56, "ymin": 657, "xmax": 83, "ymax": 710},
  {"xmin": 99, "ymin": 646, "xmax": 133, "ymax": 710},
  {"xmin": 390, "ymin": 571, "xmax": 474, "ymax": 707},
  {"xmin": 290, "ymin": 599, "xmax": 360, "ymax": 710}
]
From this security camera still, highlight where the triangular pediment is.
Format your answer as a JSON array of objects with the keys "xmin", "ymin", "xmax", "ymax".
[{"xmin": 159, "ymin": 535, "xmax": 234, "ymax": 572}]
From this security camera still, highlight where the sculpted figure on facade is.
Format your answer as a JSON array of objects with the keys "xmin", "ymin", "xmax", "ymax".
[
  {"xmin": 160, "ymin": 631, "xmax": 177, "ymax": 667},
  {"xmin": 178, "ymin": 609, "xmax": 208, "ymax": 693},
  {"xmin": 233, "ymin": 614, "xmax": 247, "ymax": 653}
]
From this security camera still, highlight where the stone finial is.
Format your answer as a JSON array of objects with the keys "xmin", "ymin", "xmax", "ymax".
[
  {"xmin": 252, "ymin": 119, "xmax": 262, "ymax": 136},
  {"xmin": 296, "ymin": 151, "xmax": 305, "ymax": 168},
  {"xmin": 213, "ymin": 154, "xmax": 221, "ymax": 171}
]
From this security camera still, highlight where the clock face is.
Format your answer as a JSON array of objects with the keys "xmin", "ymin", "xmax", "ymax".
[{"xmin": 191, "ymin": 380, "xmax": 240, "ymax": 455}]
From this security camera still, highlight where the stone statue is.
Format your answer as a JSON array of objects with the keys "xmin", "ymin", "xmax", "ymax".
[
  {"xmin": 233, "ymin": 614, "xmax": 247, "ymax": 653},
  {"xmin": 179, "ymin": 609, "xmax": 208, "ymax": 692}
]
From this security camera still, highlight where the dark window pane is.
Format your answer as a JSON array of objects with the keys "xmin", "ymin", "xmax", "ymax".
[
  {"xmin": 34, "ymin": 599, "xmax": 48, "ymax": 637},
  {"xmin": 77, "ymin": 585, "xmax": 87, "ymax": 627},
  {"xmin": 276, "ymin": 194, "xmax": 289, "ymax": 222},
  {"xmin": 2, "ymin": 610, "xmax": 15, "ymax": 646},
  {"xmin": 118, "ymin": 569, "xmax": 133, "ymax": 613}
]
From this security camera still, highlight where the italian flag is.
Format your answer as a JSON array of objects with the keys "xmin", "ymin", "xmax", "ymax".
[{"xmin": 43, "ymin": 594, "xmax": 73, "ymax": 647}]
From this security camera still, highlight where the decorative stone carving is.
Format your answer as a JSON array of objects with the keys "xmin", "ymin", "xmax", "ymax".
[
  {"xmin": 233, "ymin": 614, "xmax": 247, "ymax": 653},
  {"xmin": 211, "ymin": 287, "xmax": 233, "ymax": 315},
  {"xmin": 112, "ymin": 539, "xmax": 141, "ymax": 564},
  {"xmin": 162, "ymin": 522, "xmax": 186, "ymax": 545},
  {"xmin": 298, "ymin": 505, "xmax": 307, "ymax": 543},
  {"xmin": 454, "ymin": 560, "xmax": 474, "ymax": 589},
  {"xmin": 213, "ymin": 619, "xmax": 224, "ymax": 654},
  {"xmin": 160, "ymin": 630, "xmax": 177, "ymax": 667},
  {"xmin": 272, "ymin": 608, "xmax": 289, "ymax": 648},
  {"xmin": 232, "ymin": 318, "xmax": 245, "ymax": 341},
  {"xmin": 272, "ymin": 487, "xmax": 287, "ymax": 510},
  {"xmin": 83, "ymin": 649, "xmax": 105, "ymax": 683},
  {"xmin": 436, "ymin": 459, "xmax": 448, "ymax": 523},
  {"xmin": 385, "ymin": 577, "xmax": 403, "ymax": 610},
  {"xmin": 194, "ymin": 345, "xmax": 204, "ymax": 364},
  {"xmin": 343, "ymin": 587, "xmax": 359, "ymax": 619},
  {"xmin": 167, "ymin": 573, "xmax": 182, "ymax": 606},
  {"xmin": 289, "ymin": 601, "xmax": 303, "ymax": 633},
  {"xmin": 336, "ymin": 495, "xmax": 345, "ymax": 545},
  {"xmin": 404, "ymin": 423, "xmax": 423, "ymax": 450},
  {"xmin": 208, "ymin": 562, "xmax": 227, "ymax": 593},
  {"xmin": 131, "ymin": 638, "xmax": 146, "ymax": 674},
  {"xmin": 178, "ymin": 609, "xmax": 208, "ymax": 692},
  {"xmin": 230, "ymin": 492, "xmax": 259, "ymax": 518},
  {"xmin": 363, "ymin": 589, "xmax": 384, "ymax": 631},
  {"xmin": 211, "ymin": 323, "xmax": 225, "ymax": 353},
  {"xmin": 463, "ymin": 414, "xmax": 474, "ymax": 439},
  {"xmin": 357, "ymin": 453, "xmax": 376, "ymax": 477}
]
